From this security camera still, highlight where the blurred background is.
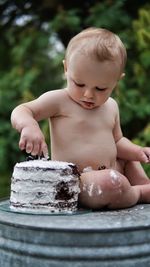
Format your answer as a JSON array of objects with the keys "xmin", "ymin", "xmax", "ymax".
[{"xmin": 0, "ymin": 0, "xmax": 150, "ymax": 198}]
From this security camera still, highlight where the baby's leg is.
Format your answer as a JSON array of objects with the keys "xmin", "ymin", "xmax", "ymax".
[
  {"xmin": 79, "ymin": 169, "xmax": 140, "ymax": 210},
  {"xmin": 119, "ymin": 160, "xmax": 150, "ymax": 204},
  {"xmin": 124, "ymin": 160, "xmax": 150, "ymax": 185}
]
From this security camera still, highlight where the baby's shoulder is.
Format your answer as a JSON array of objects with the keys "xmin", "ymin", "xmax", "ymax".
[
  {"xmin": 39, "ymin": 88, "xmax": 67, "ymax": 104},
  {"xmin": 107, "ymin": 97, "xmax": 119, "ymax": 109},
  {"xmin": 42, "ymin": 88, "xmax": 66, "ymax": 98},
  {"xmin": 105, "ymin": 97, "xmax": 119, "ymax": 116}
]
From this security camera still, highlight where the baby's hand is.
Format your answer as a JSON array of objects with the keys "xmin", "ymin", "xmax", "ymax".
[
  {"xmin": 19, "ymin": 125, "xmax": 48, "ymax": 158},
  {"xmin": 138, "ymin": 147, "xmax": 150, "ymax": 163}
]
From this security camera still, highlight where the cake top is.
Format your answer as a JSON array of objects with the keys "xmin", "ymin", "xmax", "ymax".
[
  {"xmin": 15, "ymin": 159, "xmax": 75, "ymax": 170},
  {"xmin": 14, "ymin": 159, "xmax": 80, "ymax": 176}
]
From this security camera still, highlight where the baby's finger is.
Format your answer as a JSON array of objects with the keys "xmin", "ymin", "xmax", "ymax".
[
  {"xmin": 26, "ymin": 141, "xmax": 33, "ymax": 154},
  {"xmin": 19, "ymin": 138, "xmax": 26, "ymax": 151},
  {"xmin": 41, "ymin": 143, "xmax": 49, "ymax": 159},
  {"xmin": 146, "ymin": 154, "xmax": 150, "ymax": 162},
  {"xmin": 31, "ymin": 142, "xmax": 40, "ymax": 156},
  {"xmin": 142, "ymin": 154, "xmax": 150, "ymax": 163},
  {"xmin": 144, "ymin": 148, "xmax": 150, "ymax": 162}
]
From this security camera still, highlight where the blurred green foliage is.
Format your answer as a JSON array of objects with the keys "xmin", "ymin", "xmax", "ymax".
[{"xmin": 0, "ymin": 0, "xmax": 150, "ymax": 197}]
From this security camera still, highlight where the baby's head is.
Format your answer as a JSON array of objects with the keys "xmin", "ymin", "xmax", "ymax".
[
  {"xmin": 64, "ymin": 28, "xmax": 127, "ymax": 109},
  {"xmin": 65, "ymin": 27, "xmax": 127, "ymax": 78}
]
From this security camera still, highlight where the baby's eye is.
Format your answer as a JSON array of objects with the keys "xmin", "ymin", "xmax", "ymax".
[
  {"xmin": 74, "ymin": 81, "xmax": 85, "ymax": 87},
  {"xmin": 96, "ymin": 87, "xmax": 107, "ymax": 91}
]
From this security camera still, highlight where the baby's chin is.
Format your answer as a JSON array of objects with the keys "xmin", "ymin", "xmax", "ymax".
[{"xmin": 67, "ymin": 93, "xmax": 99, "ymax": 109}]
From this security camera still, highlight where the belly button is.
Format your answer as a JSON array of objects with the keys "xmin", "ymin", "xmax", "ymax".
[{"xmin": 98, "ymin": 165, "xmax": 106, "ymax": 170}]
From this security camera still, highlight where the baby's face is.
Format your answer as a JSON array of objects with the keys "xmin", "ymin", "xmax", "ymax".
[{"xmin": 65, "ymin": 52, "xmax": 121, "ymax": 109}]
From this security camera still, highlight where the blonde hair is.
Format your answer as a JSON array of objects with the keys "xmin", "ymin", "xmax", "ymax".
[{"xmin": 65, "ymin": 27, "xmax": 127, "ymax": 74}]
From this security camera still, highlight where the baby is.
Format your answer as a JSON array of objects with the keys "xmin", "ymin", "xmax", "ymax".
[{"xmin": 11, "ymin": 27, "xmax": 150, "ymax": 210}]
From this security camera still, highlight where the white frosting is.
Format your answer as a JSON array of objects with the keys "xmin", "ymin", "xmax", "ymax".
[
  {"xmin": 10, "ymin": 160, "xmax": 80, "ymax": 213},
  {"xmin": 12, "ymin": 168, "xmax": 76, "ymax": 182},
  {"xmin": 15, "ymin": 159, "xmax": 74, "ymax": 169},
  {"xmin": 82, "ymin": 183, "xmax": 102, "ymax": 197},
  {"xmin": 83, "ymin": 166, "xmax": 93, "ymax": 172},
  {"xmin": 110, "ymin": 170, "xmax": 118, "ymax": 179},
  {"xmin": 110, "ymin": 170, "xmax": 120, "ymax": 184},
  {"xmin": 110, "ymin": 170, "xmax": 122, "ymax": 194}
]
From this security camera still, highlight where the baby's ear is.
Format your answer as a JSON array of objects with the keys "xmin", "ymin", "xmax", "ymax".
[
  {"xmin": 63, "ymin": 59, "xmax": 67, "ymax": 73},
  {"xmin": 120, "ymin": 72, "xmax": 125, "ymax": 80}
]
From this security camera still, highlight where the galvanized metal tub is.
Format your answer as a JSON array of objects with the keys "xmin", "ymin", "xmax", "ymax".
[{"xmin": 1, "ymin": 200, "xmax": 150, "ymax": 267}]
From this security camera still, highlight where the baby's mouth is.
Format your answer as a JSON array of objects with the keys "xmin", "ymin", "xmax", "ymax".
[{"xmin": 82, "ymin": 100, "xmax": 95, "ymax": 108}]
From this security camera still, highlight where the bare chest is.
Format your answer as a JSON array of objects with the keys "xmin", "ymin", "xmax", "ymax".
[
  {"xmin": 52, "ymin": 104, "xmax": 115, "ymax": 138},
  {"xmin": 50, "ymin": 103, "xmax": 117, "ymax": 168}
]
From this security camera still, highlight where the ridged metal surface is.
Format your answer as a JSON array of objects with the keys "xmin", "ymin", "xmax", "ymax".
[{"xmin": 0, "ymin": 200, "xmax": 150, "ymax": 267}]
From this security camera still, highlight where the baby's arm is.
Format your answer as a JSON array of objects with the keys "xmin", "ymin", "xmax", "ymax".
[
  {"xmin": 11, "ymin": 104, "xmax": 48, "ymax": 157},
  {"xmin": 11, "ymin": 90, "xmax": 61, "ymax": 157},
  {"xmin": 112, "ymin": 99, "xmax": 150, "ymax": 163},
  {"xmin": 116, "ymin": 137, "xmax": 150, "ymax": 163}
]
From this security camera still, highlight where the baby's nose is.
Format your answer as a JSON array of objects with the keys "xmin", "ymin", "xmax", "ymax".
[{"xmin": 83, "ymin": 89, "xmax": 94, "ymax": 99}]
